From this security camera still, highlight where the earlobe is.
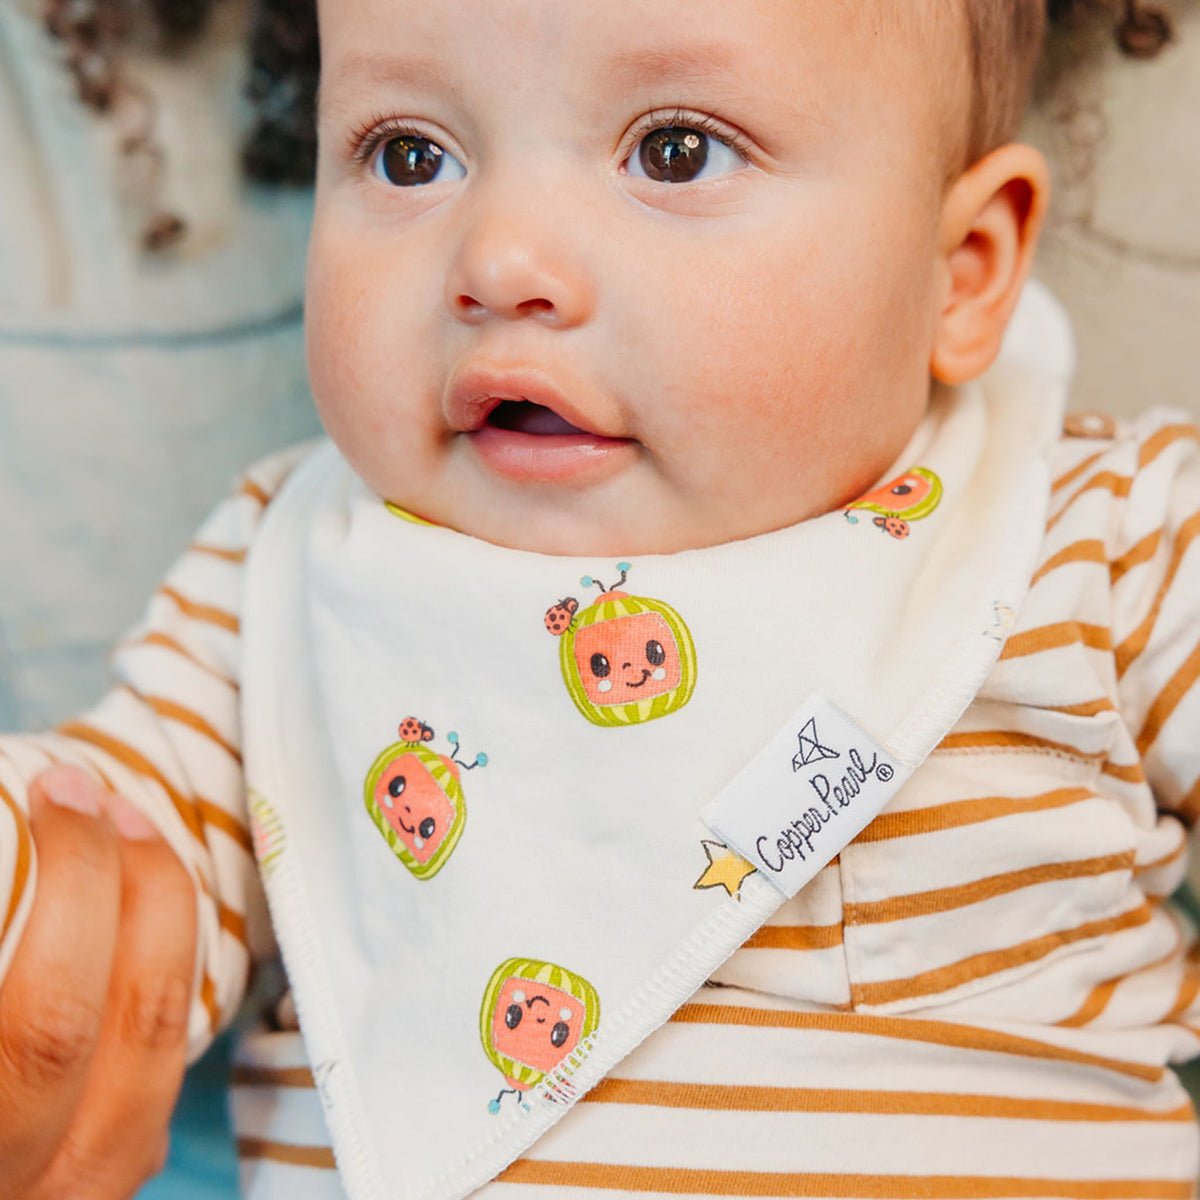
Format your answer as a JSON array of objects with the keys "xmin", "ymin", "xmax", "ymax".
[{"xmin": 930, "ymin": 144, "xmax": 1051, "ymax": 385}]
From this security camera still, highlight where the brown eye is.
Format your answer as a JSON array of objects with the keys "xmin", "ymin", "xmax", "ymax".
[
  {"xmin": 637, "ymin": 127, "xmax": 709, "ymax": 183},
  {"xmin": 374, "ymin": 135, "xmax": 464, "ymax": 186}
]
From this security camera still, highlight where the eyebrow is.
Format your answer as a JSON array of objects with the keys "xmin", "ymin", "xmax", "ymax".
[
  {"xmin": 317, "ymin": 52, "xmax": 456, "ymax": 117},
  {"xmin": 602, "ymin": 43, "xmax": 746, "ymax": 92},
  {"xmin": 319, "ymin": 42, "xmax": 746, "ymax": 116}
]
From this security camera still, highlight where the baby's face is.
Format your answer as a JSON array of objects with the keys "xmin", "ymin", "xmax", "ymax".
[{"xmin": 309, "ymin": 0, "xmax": 959, "ymax": 554}]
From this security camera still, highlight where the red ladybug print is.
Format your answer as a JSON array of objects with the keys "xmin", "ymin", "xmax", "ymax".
[
  {"xmin": 544, "ymin": 597, "xmax": 579, "ymax": 636},
  {"xmin": 397, "ymin": 717, "xmax": 435, "ymax": 744},
  {"xmin": 875, "ymin": 516, "xmax": 911, "ymax": 539}
]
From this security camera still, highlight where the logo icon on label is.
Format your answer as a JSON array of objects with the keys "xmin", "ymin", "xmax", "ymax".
[{"xmin": 792, "ymin": 717, "xmax": 840, "ymax": 771}]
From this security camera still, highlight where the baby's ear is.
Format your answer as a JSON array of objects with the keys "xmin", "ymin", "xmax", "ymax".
[{"xmin": 930, "ymin": 144, "xmax": 1050, "ymax": 385}]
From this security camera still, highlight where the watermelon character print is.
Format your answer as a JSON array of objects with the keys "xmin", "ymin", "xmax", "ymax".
[
  {"xmin": 544, "ymin": 563, "xmax": 697, "ymax": 727},
  {"xmin": 363, "ymin": 717, "xmax": 486, "ymax": 880},
  {"xmin": 480, "ymin": 957, "xmax": 601, "ymax": 1114},
  {"xmin": 844, "ymin": 467, "xmax": 943, "ymax": 539}
]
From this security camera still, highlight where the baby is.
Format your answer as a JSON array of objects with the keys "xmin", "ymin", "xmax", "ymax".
[{"xmin": 2, "ymin": 1, "xmax": 1199, "ymax": 1198}]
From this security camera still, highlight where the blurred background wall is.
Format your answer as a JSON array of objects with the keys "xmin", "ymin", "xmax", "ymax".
[{"xmin": 0, "ymin": 2, "xmax": 319, "ymax": 1195}]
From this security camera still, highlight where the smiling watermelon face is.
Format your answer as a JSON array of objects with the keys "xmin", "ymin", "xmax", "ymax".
[
  {"xmin": 364, "ymin": 740, "xmax": 465, "ymax": 879},
  {"xmin": 560, "ymin": 592, "xmax": 696, "ymax": 726},
  {"xmin": 479, "ymin": 957, "xmax": 601, "ymax": 1091}
]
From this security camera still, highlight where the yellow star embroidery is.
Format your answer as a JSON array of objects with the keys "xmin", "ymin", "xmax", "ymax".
[{"xmin": 694, "ymin": 840, "xmax": 757, "ymax": 901}]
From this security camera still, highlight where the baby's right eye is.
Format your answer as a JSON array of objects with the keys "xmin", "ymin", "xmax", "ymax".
[{"xmin": 372, "ymin": 135, "xmax": 466, "ymax": 187}]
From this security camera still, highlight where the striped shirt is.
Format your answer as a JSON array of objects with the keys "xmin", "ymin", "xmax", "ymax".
[{"xmin": 1, "ymin": 411, "xmax": 1198, "ymax": 1199}]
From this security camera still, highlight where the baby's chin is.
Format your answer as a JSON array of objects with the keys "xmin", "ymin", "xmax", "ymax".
[{"xmin": 386, "ymin": 479, "xmax": 835, "ymax": 558}]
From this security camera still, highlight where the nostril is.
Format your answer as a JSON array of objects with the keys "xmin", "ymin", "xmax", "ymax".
[{"xmin": 516, "ymin": 298, "xmax": 554, "ymax": 317}]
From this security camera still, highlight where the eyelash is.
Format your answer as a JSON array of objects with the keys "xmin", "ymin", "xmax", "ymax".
[
  {"xmin": 623, "ymin": 108, "xmax": 753, "ymax": 168},
  {"xmin": 347, "ymin": 114, "xmax": 434, "ymax": 167},
  {"xmin": 347, "ymin": 108, "xmax": 752, "ymax": 175}
]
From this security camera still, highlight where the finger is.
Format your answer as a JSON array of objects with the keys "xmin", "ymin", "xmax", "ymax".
[
  {"xmin": 33, "ymin": 794, "xmax": 198, "ymax": 1200},
  {"xmin": 0, "ymin": 768, "xmax": 122, "ymax": 1199}
]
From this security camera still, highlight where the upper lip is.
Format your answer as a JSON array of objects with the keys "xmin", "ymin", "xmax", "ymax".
[{"xmin": 446, "ymin": 368, "xmax": 618, "ymax": 438}]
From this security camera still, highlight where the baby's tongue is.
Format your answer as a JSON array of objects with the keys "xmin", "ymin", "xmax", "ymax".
[{"xmin": 489, "ymin": 400, "xmax": 585, "ymax": 436}]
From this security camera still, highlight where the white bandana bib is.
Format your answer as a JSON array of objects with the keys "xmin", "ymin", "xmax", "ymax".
[{"xmin": 241, "ymin": 285, "xmax": 1072, "ymax": 1200}]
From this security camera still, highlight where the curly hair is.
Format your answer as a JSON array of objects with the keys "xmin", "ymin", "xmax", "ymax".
[{"xmin": 44, "ymin": 0, "xmax": 1169, "ymax": 250}]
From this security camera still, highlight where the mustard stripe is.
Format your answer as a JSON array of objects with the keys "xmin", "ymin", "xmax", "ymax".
[
  {"xmin": 237, "ymin": 1137, "xmax": 336, "ymax": 1169},
  {"xmin": 669, "ymin": 1005, "xmax": 1164, "ymax": 1083},
  {"xmin": 1179, "ymin": 775, "xmax": 1200, "ymax": 827},
  {"xmin": 200, "ymin": 972, "xmax": 220, "ymax": 1034},
  {"xmin": 1110, "ymin": 529, "xmax": 1162, "ymax": 586},
  {"xmin": 1059, "ymin": 933, "xmax": 1182, "ymax": 1029},
  {"xmin": 231, "ymin": 1064, "xmax": 316, "ymax": 1088},
  {"xmin": 936, "ymin": 731, "xmax": 1104, "ymax": 761},
  {"xmin": 1058, "ymin": 977, "xmax": 1120, "ymax": 1029},
  {"xmin": 584, "ymin": 1078, "xmax": 1193, "ymax": 1122},
  {"xmin": 1136, "ymin": 639, "xmax": 1200, "ymax": 758},
  {"xmin": 1047, "ymin": 471, "xmax": 1133, "ymax": 533},
  {"xmin": 157, "ymin": 585, "xmax": 240, "ymax": 634},
  {"xmin": 856, "ymin": 788, "xmax": 1092, "ymax": 842},
  {"xmin": 843, "ymin": 852, "xmax": 1134, "ymax": 926},
  {"xmin": 129, "ymin": 689, "xmax": 242, "ymax": 762},
  {"xmin": 1134, "ymin": 838, "xmax": 1186, "ymax": 876},
  {"xmin": 1115, "ymin": 510, "xmax": 1200, "ymax": 679},
  {"xmin": 1138, "ymin": 424, "xmax": 1200, "ymax": 468},
  {"xmin": 849, "ymin": 905, "xmax": 1154, "ymax": 1008},
  {"xmin": 197, "ymin": 800, "xmax": 253, "ymax": 853},
  {"xmin": 497, "ymin": 1161, "xmax": 1191, "ymax": 1198},
  {"xmin": 0, "ymin": 780, "xmax": 33, "ymax": 946},
  {"xmin": 1100, "ymin": 759, "xmax": 1146, "ymax": 784},
  {"xmin": 218, "ymin": 902, "xmax": 247, "ymax": 944},
  {"xmin": 56, "ymin": 721, "xmax": 205, "ymax": 842},
  {"xmin": 1165, "ymin": 947, "xmax": 1200, "ymax": 1021},
  {"xmin": 1031, "ymin": 539, "xmax": 1107, "ymax": 585},
  {"xmin": 239, "ymin": 479, "xmax": 272, "ymax": 506},
  {"xmin": 743, "ymin": 923, "xmax": 843, "ymax": 951},
  {"xmin": 119, "ymin": 632, "xmax": 238, "ymax": 687},
  {"xmin": 187, "ymin": 542, "xmax": 248, "ymax": 564},
  {"xmin": 999, "ymin": 621, "xmax": 1112, "ymax": 660},
  {"xmin": 1051, "ymin": 449, "xmax": 1106, "ymax": 495}
]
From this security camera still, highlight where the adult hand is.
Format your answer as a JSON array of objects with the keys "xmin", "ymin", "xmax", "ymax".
[{"xmin": 0, "ymin": 766, "xmax": 199, "ymax": 1200}]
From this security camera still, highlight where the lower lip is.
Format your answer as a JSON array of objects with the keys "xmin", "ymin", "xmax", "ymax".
[{"xmin": 467, "ymin": 425, "xmax": 637, "ymax": 485}]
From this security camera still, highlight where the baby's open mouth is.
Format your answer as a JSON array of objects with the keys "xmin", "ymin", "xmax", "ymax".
[{"xmin": 485, "ymin": 400, "xmax": 587, "ymax": 436}]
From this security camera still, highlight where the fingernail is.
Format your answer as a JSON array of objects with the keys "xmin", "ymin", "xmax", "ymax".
[
  {"xmin": 35, "ymin": 765, "xmax": 103, "ymax": 817},
  {"xmin": 102, "ymin": 794, "xmax": 159, "ymax": 842}
]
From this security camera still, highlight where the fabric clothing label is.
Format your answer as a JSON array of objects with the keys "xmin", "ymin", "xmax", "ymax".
[{"xmin": 703, "ymin": 696, "xmax": 910, "ymax": 899}]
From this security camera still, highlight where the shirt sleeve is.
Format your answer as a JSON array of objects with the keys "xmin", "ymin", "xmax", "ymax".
[
  {"xmin": 1105, "ymin": 413, "xmax": 1200, "ymax": 824},
  {"xmin": 0, "ymin": 442, "xmax": 314, "ymax": 1061}
]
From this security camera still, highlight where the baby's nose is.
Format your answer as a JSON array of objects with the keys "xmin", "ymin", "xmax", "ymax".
[{"xmin": 444, "ymin": 193, "xmax": 595, "ymax": 328}]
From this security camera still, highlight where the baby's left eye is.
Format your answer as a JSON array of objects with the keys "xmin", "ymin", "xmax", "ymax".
[
  {"xmin": 372, "ymin": 135, "xmax": 466, "ymax": 187},
  {"xmin": 626, "ymin": 126, "xmax": 744, "ymax": 184}
]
